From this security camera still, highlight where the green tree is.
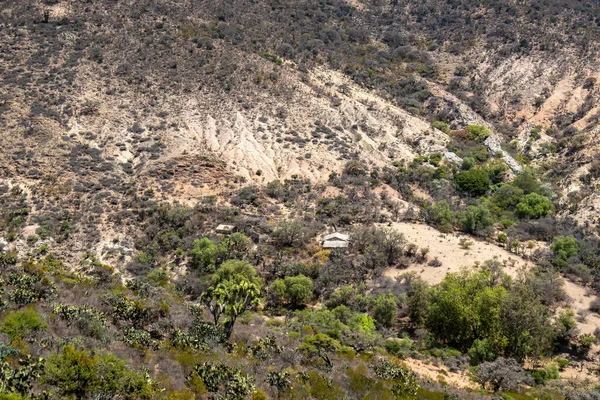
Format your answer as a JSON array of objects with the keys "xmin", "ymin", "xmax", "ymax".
[
  {"xmin": 0, "ymin": 309, "xmax": 47, "ymax": 341},
  {"xmin": 457, "ymin": 205, "xmax": 493, "ymax": 235},
  {"xmin": 426, "ymin": 269, "xmax": 507, "ymax": 350},
  {"xmin": 515, "ymin": 193, "xmax": 552, "ymax": 219},
  {"xmin": 201, "ymin": 260, "xmax": 262, "ymax": 338},
  {"xmin": 492, "ymin": 185, "xmax": 524, "ymax": 210},
  {"xmin": 372, "ymin": 292, "xmax": 398, "ymax": 328},
  {"xmin": 499, "ymin": 283, "xmax": 555, "ymax": 361},
  {"xmin": 428, "ymin": 201, "xmax": 453, "ymax": 233},
  {"xmin": 189, "ymin": 238, "xmax": 217, "ymax": 273},
  {"xmin": 408, "ymin": 279, "xmax": 430, "ymax": 327},
  {"xmin": 454, "ymin": 169, "xmax": 491, "ymax": 196},
  {"xmin": 272, "ymin": 220, "xmax": 310, "ymax": 248},
  {"xmin": 299, "ymin": 333, "xmax": 340, "ymax": 368},
  {"xmin": 467, "ymin": 339, "xmax": 496, "ymax": 365},
  {"xmin": 512, "ymin": 172, "xmax": 541, "ymax": 194},
  {"xmin": 269, "ymin": 274, "xmax": 313, "ymax": 308}
]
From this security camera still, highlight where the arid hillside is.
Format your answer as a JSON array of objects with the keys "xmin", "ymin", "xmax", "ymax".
[{"xmin": 3, "ymin": 1, "xmax": 600, "ymax": 399}]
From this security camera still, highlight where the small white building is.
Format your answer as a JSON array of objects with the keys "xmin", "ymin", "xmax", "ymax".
[
  {"xmin": 215, "ymin": 224, "xmax": 237, "ymax": 234},
  {"xmin": 321, "ymin": 232, "xmax": 350, "ymax": 251}
]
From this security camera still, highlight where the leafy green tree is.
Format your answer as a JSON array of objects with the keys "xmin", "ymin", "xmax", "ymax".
[
  {"xmin": 467, "ymin": 338, "xmax": 496, "ymax": 365},
  {"xmin": 269, "ymin": 274, "xmax": 313, "ymax": 308},
  {"xmin": 428, "ymin": 201, "xmax": 453, "ymax": 233},
  {"xmin": 407, "ymin": 279, "xmax": 430, "ymax": 327},
  {"xmin": 272, "ymin": 220, "xmax": 310, "ymax": 248},
  {"xmin": 189, "ymin": 237, "xmax": 217, "ymax": 273},
  {"xmin": 492, "ymin": 185, "xmax": 525, "ymax": 210},
  {"xmin": 372, "ymin": 292, "xmax": 398, "ymax": 328},
  {"xmin": 299, "ymin": 333, "xmax": 340, "ymax": 368},
  {"xmin": 512, "ymin": 172, "xmax": 541, "ymax": 194},
  {"xmin": 0, "ymin": 309, "xmax": 47, "ymax": 341},
  {"xmin": 201, "ymin": 260, "xmax": 262, "ymax": 338},
  {"xmin": 426, "ymin": 269, "xmax": 507, "ymax": 350},
  {"xmin": 457, "ymin": 205, "xmax": 493, "ymax": 235},
  {"xmin": 454, "ymin": 169, "xmax": 491, "ymax": 196},
  {"xmin": 499, "ymin": 283, "xmax": 555, "ymax": 361},
  {"xmin": 515, "ymin": 193, "xmax": 552, "ymax": 219}
]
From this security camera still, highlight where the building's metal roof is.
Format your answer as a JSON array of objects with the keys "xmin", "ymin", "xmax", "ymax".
[{"xmin": 323, "ymin": 232, "xmax": 350, "ymax": 242}]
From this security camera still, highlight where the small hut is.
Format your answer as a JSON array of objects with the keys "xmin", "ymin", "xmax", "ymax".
[
  {"xmin": 321, "ymin": 232, "xmax": 350, "ymax": 251},
  {"xmin": 215, "ymin": 224, "xmax": 237, "ymax": 234}
]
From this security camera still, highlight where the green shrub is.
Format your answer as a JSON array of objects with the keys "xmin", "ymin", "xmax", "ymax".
[
  {"xmin": 530, "ymin": 365, "xmax": 559, "ymax": 385},
  {"xmin": 466, "ymin": 125, "xmax": 490, "ymax": 142},
  {"xmin": 0, "ymin": 309, "xmax": 47, "ymax": 340},
  {"xmin": 454, "ymin": 169, "xmax": 491, "ymax": 196},
  {"xmin": 432, "ymin": 121, "xmax": 450, "ymax": 133},
  {"xmin": 457, "ymin": 205, "xmax": 493, "ymax": 235},
  {"xmin": 44, "ymin": 345, "xmax": 157, "ymax": 399},
  {"xmin": 189, "ymin": 238, "xmax": 217, "ymax": 273},
  {"xmin": 467, "ymin": 339, "xmax": 496, "ymax": 365},
  {"xmin": 550, "ymin": 236, "xmax": 580, "ymax": 269},
  {"xmin": 461, "ymin": 157, "xmax": 476, "ymax": 171},
  {"xmin": 515, "ymin": 193, "xmax": 552, "ymax": 219},
  {"xmin": 269, "ymin": 274, "xmax": 314, "ymax": 308},
  {"xmin": 497, "ymin": 233, "xmax": 508, "ymax": 244},
  {"xmin": 555, "ymin": 358, "xmax": 569, "ymax": 371}
]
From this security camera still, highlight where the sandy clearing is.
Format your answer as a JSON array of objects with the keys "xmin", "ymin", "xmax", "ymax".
[
  {"xmin": 562, "ymin": 280, "xmax": 600, "ymax": 335},
  {"xmin": 403, "ymin": 358, "xmax": 478, "ymax": 390},
  {"xmin": 382, "ymin": 222, "xmax": 529, "ymax": 285}
]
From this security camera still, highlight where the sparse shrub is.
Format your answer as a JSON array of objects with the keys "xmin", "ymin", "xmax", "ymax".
[
  {"xmin": 476, "ymin": 357, "xmax": 533, "ymax": 391},
  {"xmin": 459, "ymin": 238, "xmax": 473, "ymax": 249}
]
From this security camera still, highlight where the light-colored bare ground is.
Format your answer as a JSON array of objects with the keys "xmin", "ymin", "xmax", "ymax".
[
  {"xmin": 403, "ymin": 358, "xmax": 478, "ymax": 390},
  {"xmin": 562, "ymin": 280, "xmax": 600, "ymax": 335},
  {"xmin": 383, "ymin": 222, "xmax": 528, "ymax": 285}
]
